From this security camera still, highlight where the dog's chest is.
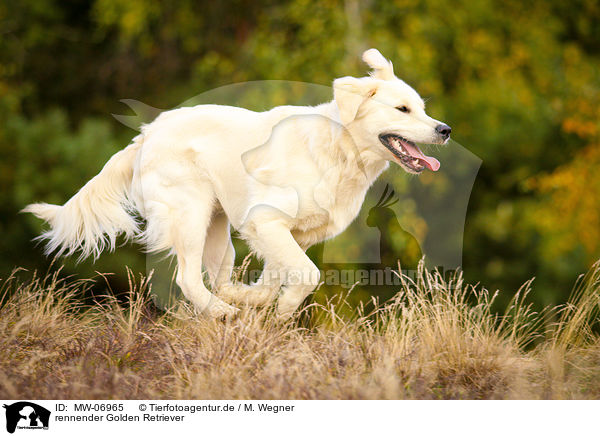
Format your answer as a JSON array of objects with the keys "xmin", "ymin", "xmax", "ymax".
[
  {"xmin": 291, "ymin": 181, "xmax": 368, "ymax": 246},
  {"xmin": 287, "ymin": 149, "xmax": 387, "ymax": 248}
]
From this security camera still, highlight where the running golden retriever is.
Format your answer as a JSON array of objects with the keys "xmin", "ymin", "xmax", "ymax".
[{"xmin": 25, "ymin": 49, "xmax": 451, "ymax": 319}]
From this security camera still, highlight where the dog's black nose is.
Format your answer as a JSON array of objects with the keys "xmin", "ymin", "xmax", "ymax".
[{"xmin": 435, "ymin": 124, "xmax": 451, "ymax": 138}]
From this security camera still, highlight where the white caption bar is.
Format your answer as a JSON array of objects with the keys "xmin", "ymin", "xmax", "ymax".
[{"xmin": 0, "ymin": 400, "xmax": 596, "ymax": 435}]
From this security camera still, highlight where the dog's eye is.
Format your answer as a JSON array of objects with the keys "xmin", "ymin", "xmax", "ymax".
[{"xmin": 397, "ymin": 105, "xmax": 410, "ymax": 113}]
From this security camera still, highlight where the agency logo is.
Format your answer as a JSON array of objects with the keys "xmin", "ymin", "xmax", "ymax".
[{"xmin": 2, "ymin": 402, "xmax": 50, "ymax": 434}]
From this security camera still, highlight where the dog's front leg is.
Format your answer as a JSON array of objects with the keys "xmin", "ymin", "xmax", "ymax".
[{"xmin": 252, "ymin": 220, "xmax": 321, "ymax": 319}]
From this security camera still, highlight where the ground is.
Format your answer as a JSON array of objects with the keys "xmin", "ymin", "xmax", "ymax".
[{"xmin": 1, "ymin": 264, "xmax": 600, "ymax": 400}]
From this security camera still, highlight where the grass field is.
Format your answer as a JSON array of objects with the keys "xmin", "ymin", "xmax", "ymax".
[{"xmin": 2, "ymin": 263, "xmax": 600, "ymax": 400}]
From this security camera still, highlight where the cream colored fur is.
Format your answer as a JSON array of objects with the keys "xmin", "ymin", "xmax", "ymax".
[{"xmin": 25, "ymin": 49, "xmax": 449, "ymax": 319}]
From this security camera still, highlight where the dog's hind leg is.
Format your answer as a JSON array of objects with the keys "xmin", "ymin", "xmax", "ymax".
[
  {"xmin": 217, "ymin": 263, "xmax": 281, "ymax": 307},
  {"xmin": 203, "ymin": 212, "xmax": 235, "ymax": 289},
  {"xmin": 207, "ymin": 216, "xmax": 280, "ymax": 306},
  {"xmin": 201, "ymin": 205, "xmax": 280, "ymax": 307},
  {"xmin": 162, "ymin": 190, "xmax": 239, "ymax": 319}
]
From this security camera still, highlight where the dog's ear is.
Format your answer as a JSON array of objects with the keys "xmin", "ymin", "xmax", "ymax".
[
  {"xmin": 333, "ymin": 77, "xmax": 377, "ymax": 124},
  {"xmin": 362, "ymin": 48, "xmax": 395, "ymax": 81}
]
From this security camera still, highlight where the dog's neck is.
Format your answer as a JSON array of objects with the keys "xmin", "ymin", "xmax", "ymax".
[
  {"xmin": 288, "ymin": 100, "xmax": 390, "ymax": 226},
  {"xmin": 314, "ymin": 101, "xmax": 389, "ymax": 187}
]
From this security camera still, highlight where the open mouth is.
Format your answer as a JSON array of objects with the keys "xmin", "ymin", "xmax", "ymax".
[{"xmin": 379, "ymin": 134, "xmax": 440, "ymax": 173}]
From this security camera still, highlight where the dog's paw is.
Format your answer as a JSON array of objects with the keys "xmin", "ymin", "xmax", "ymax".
[
  {"xmin": 217, "ymin": 283, "xmax": 278, "ymax": 306},
  {"xmin": 275, "ymin": 300, "xmax": 299, "ymax": 321},
  {"xmin": 204, "ymin": 299, "xmax": 240, "ymax": 320},
  {"xmin": 216, "ymin": 283, "xmax": 245, "ymax": 301}
]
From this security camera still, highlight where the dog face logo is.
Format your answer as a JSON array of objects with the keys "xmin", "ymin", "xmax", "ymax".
[{"xmin": 2, "ymin": 402, "xmax": 50, "ymax": 434}]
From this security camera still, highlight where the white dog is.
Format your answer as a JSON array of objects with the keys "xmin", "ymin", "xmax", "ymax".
[{"xmin": 25, "ymin": 49, "xmax": 451, "ymax": 319}]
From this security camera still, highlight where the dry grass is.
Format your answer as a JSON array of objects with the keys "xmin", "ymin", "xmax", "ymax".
[{"xmin": 2, "ymin": 262, "xmax": 600, "ymax": 400}]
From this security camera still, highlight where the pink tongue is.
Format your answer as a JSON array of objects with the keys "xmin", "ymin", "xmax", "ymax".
[{"xmin": 402, "ymin": 141, "xmax": 440, "ymax": 171}]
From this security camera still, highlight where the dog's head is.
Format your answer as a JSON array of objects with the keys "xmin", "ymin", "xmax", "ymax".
[{"xmin": 334, "ymin": 48, "xmax": 451, "ymax": 174}]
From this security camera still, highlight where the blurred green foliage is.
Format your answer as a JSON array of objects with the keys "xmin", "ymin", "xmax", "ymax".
[{"xmin": 1, "ymin": 0, "xmax": 599, "ymax": 307}]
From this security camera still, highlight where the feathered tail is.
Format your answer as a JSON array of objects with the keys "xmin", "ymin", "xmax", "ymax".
[{"xmin": 23, "ymin": 137, "xmax": 143, "ymax": 261}]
